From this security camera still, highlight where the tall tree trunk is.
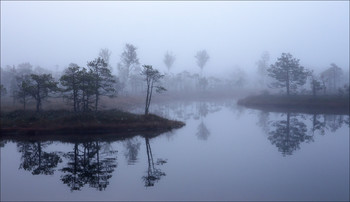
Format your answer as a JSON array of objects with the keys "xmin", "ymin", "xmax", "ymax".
[
  {"xmin": 95, "ymin": 93, "xmax": 99, "ymax": 112},
  {"xmin": 23, "ymin": 96, "xmax": 26, "ymax": 110},
  {"xmin": 36, "ymin": 84, "xmax": 41, "ymax": 112},
  {"xmin": 145, "ymin": 81, "xmax": 150, "ymax": 115},
  {"xmin": 286, "ymin": 70, "xmax": 290, "ymax": 96},
  {"xmin": 147, "ymin": 81, "xmax": 154, "ymax": 115}
]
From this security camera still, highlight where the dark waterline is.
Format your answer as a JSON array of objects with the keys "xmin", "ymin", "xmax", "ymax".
[{"xmin": 1, "ymin": 99, "xmax": 349, "ymax": 201}]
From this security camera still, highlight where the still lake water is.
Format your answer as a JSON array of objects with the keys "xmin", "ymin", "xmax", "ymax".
[{"xmin": 1, "ymin": 99, "xmax": 349, "ymax": 201}]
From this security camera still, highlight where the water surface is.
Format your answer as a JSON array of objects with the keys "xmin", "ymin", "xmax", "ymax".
[{"xmin": 1, "ymin": 99, "xmax": 349, "ymax": 201}]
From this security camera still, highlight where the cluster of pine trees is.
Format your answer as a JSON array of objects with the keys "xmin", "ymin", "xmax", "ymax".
[{"xmin": 1, "ymin": 57, "xmax": 117, "ymax": 112}]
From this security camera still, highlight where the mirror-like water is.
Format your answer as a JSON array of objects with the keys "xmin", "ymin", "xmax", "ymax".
[{"xmin": 1, "ymin": 100, "xmax": 349, "ymax": 201}]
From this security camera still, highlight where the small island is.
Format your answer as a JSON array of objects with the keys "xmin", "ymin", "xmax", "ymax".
[
  {"xmin": 237, "ymin": 53, "xmax": 349, "ymax": 115},
  {"xmin": 0, "ymin": 59, "xmax": 186, "ymax": 141},
  {"xmin": 0, "ymin": 109, "xmax": 185, "ymax": 141},
  {"xmin": 237, "ymin": 94, "xmax": 349, "ymax": 115}
]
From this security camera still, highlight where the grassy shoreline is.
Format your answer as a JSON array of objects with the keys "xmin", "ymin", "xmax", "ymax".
[
  {"xmin": 237, "ymin": 94, "xmax": 349, "ymax": 115},
  {"xmin": 0, "ymin": 109, "xmax": 185, "ymax": 140}
]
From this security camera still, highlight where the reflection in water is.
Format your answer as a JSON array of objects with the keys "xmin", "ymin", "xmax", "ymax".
[
  {"xmin": 142, "ymin": 136, "xmax": 166, "ymax": 187},
  {"xmin": 196, "ymin": 121, "xmax": 210, "ymax": 140},
  {"xmin": 0, "ymin": 140, "xmax": 9, "ymax": 147},
  {"xmin": 195, "ymin": 102, "xmax": 211, "ymax": 140},
  {"xmin": 311, "ymin": 114, "xmax": 326, "ymax": 136},
  {"xmin": 257, "ymin": 111, "xmax": 270, "ymax": 134},
  {"xmin": 60, "ymin": 141, "xmax": 117, "ymax": 191},
  {"xmin": 325, "ymin": 114, "xmax": 345, "ymax": 132},
  {"xmin": 259, "ymin": 110, "xmax": 349, "ymax": 156},
  {"xmin": 124, "ymin": 137, "xmax": 141, "ymax": 165},
  {"xmin": 268, "ymin": 113, "xmax": 312, "ymax": 156},
  {"xmin": 17, "ymin": 141, "xmax": 62, "ymax": 175},
  {"xmin": 1, "ymin": 100, "xmax": 348, "ymax": 200}
]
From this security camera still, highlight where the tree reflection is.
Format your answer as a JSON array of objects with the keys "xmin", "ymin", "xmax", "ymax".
[
  {"xmin": 142, "ymin": 136, "xmax": 166, "ymax": 187},
  {"xmin": 257, "ymin": 111, "xmax": 270, "ymax": 134},
  {"xmin": 123, "ymin": 137, "xmax": 141, "ymax": 165},
  {"xmin": 195, "ymin": 101, "xmax": 211, "ymax": 140},
  {"xmin": 196, "ymin": 121, "xmax": 210, "ymax": 140},
  {"xmin": 0, "ymin": 140, "xmax": 9, "ymax": 147},
  {"xmin": 60, "ymin": 141, "xmax": 117, "ymax": 191},
  {"xmin": 258, "ymin": 110, "xmax": 349, "ymax": 156},
  {"xmin": 311, "ymin": 113, "xmax": 327, "ymax": 136},
  {"xmin": 324, "ymin": 114, "xmax": 344, "ymax": 132},
  {"xmin": 17, "ymin": 141, "xmax": 62, "ymax": 175},
  {"xmin": 60, "ymin": 142, "xmax": 84, "ymax": 191},
  {"xmin": 268, "ymin": 113, "xmax": 312, "ymax": 156}
]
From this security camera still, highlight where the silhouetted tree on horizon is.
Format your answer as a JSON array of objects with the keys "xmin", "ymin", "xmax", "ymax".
[
  {"xmin": 195, "ymin": 50, "xmax": 209, "ymax": 75},
  {"xmin": 28, "ymin": 73, "xmax": 59, "ymax": 112},
  {"xmin": 87, "ymin": 57, "xmax": 117, "ymax": 111},
  {"xmin": 267, "ymin": 53, "xmax": 308, "ymax": 95},
  {"xmin": 118, "ymin": 43, "xmax": 140, "ymax": 85},
  {"xmin": 141, "ymin": 65, "xmax": 166, "ymax": 115},
  {"xmin": 163, "ymin": 51, "xmax": 176, "ymax": 72},
  {"xmin": 320, "ymin": 63, "xmax": 344, "ymax": 94}
]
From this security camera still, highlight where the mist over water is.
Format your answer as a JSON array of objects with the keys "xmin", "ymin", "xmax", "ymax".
[
  {"xmin": 1, "ymin": 100, "xmax": 349, "ymax": 201},
  {"xmin": 1, "ymin": 1, "xmax": 349, "ymax": 201}
]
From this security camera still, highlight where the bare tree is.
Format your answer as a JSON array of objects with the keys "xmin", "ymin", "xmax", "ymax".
[
  {"xmin": 141, "ymin": 65, "xmax": 166, "ymax": 115},
  {"xmin": 99, "ymin": 48, "xmax": 112, "ymax": 69},
  {"xmin": 195, "ymin": 50, "xmax": 209, "ymax": 74},
  {"xmin": 308, "ymin": 70, "xmax": 324, "ymax": 97},
  {"xmin": 163, "ymin": 51, "xmax": 176, "ymax": 72},
  {"xmin": 320, "ymin": 63, "xmax": 344, "ymax": 94},
  {"xmin": 256, "ymin": 51, "xmax": 270, "ymax": 87},
  {"xmin": 118, "ymin": 43, "xmax": 140, "ymax": 84}
]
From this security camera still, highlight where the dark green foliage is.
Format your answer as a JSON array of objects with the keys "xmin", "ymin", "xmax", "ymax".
[
  {"xmin": 29, "ymin": 73, "xmax": 59, "ymax": 112},
  {"xmin": 13, "ymin": 75, "xmax": 32, "ymax": 110},
  {"xmin": 141, "ymin": 65, "xmax": 166, "ymax": 115},
  {"xmin": 60, "ymin": 63, "xmax": 81, "ymax": 112},
  {"xmin": 0, "ymin": 84, "xmax": 7, "ymax": 96},
  {"xmin": 267, "ymin": 53, "xmax": 308, "ymax": 95},
  {"xmin": 87, "ymin": 57, "xmax": 117, "ymax": 111}
]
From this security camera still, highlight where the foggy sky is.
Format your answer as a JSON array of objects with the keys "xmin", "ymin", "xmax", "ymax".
[{"xmin": 1, "ymin": 1, "xmax": 349, "ymax": 77}]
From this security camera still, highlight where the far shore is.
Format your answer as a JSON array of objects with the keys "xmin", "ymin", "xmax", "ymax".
[{"xmin": 237, "ymin": 94, "xmax": 350, "ymax": 115}]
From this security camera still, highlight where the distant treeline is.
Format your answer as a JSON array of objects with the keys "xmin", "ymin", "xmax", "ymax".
[{"xmin": 1, "ymin": 45, "xmax": 349, "ymax": 112}]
